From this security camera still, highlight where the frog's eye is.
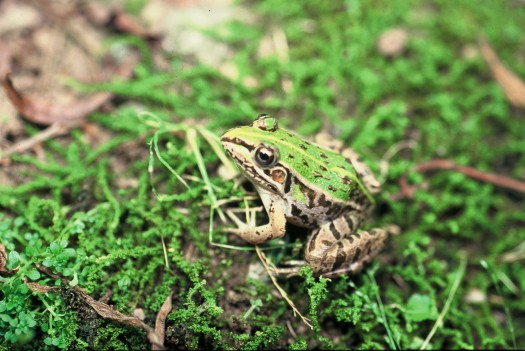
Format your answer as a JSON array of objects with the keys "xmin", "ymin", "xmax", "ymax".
[
  {"xmin": 253, "ymin": 114, "xmax": 278, "ymax": 132},
  {"xmin": 254, "ymin": 144, "xmax": 279, "ymax": 168}
]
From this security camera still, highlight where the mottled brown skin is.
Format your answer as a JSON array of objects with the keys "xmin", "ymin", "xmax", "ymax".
[{"xmin": 302, "ymin": 133, "xmax": 389, "ymax": 274}]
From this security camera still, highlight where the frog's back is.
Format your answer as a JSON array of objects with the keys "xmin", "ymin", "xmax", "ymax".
[{"xmin": 270, "ymin": 127, "xmax": 372, "ymax": 204}]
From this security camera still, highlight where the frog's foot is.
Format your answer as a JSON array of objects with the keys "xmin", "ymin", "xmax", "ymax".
[
  {"xmin": 305, "ymin": 226, "xmax": 391, "ymax": 275},
  {"xmin": 224, "ymin": 203, "xmax": 287, "ymax": 245}
]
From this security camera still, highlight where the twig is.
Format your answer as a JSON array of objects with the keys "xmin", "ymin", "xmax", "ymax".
[
  {"xmin": 396, "ymin": 159, "xmax": 525, "ymax": 199},
  {"xmin": 0, "ymin": 122, "xmax": 71, "ymax": 160},
  {"xmin": 415, "ymin": 159, "xmax": 525, "ymax": 192}
]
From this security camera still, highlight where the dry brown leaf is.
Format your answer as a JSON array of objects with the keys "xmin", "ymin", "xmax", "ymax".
[
  {"xmin": 0, "ymin": 243, "xmax": 9, "ymax": 273},
  {"xmin": 26, "ymin": 263, "xmax": 171, "ymax": 350},
  {"xmin": 24, "ymin": 279, "xmax": 58, "ymax": 293},
  {"xmin": 2, "ymin": 73, "xmax": 111, "ymax": 126},
  {"xmin": 0, "ymin": 243, "xmax": 19, "ymax": 275},
  {"xmin": 152, "ymin": 291, "xmax": 174, "ymax": 350},
  {"xmin": 112, "ymin": 11, "xmax": 161, "ymax": 41},
  {"xmin": 0, "ymin": 243, "xmax": 6, "ymax": 272},
  {"xmin": 479, "ymin": 38, "xmax": 525, "ymax": 109}
]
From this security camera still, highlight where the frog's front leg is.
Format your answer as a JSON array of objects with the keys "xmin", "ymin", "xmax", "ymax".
[
  {"xmin": 226, "ymin": 190, "xmax": 287, "ymax": 245},
  {"xmin": 304, "ymin": 214, "xmax": 390, "ymax": 275}
]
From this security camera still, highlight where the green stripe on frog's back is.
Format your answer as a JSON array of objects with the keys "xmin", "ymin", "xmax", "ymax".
[{"xmin": 235, "ymin": 126, "xmax": 374, "ymax": 204}]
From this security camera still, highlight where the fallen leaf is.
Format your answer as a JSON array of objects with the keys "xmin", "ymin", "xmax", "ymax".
[
  {"xmin": 479, "ymin": 38, "xmax": 525, "ymax": 109},
  {"xmin": 84, "ymin": 3, "xmax": 161, "ymax": 41},
  {"xmin": 0, "ymin": 243, "xmax": 8, "ymax": 273},
  {"xmin": 0, "ymin": 243, "xmax": 19, "ymax": 275},
  {"xmin": 111, "ymin": 11, "xmax": 161, "ymax": 42},
  {"xmin": 152, "ymin": 291, "xmax": 174, "ymax": 350},
  {"xmin": 24, "ymin": 279, "xmax": 57, "ymax": 293},
  {"xmin": 0, "ymin": 244, "xmax": 6, "ymax": 271},
  {"xmin": 26, "ymin": 263, "xmax": 171, "ymax": 349},
  {"xmin": 2, "ymin": 73, "xmax": 111, "ymax": 126}
]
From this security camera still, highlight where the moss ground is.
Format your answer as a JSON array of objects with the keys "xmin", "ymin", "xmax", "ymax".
[{"xmin": 1, "ymin": 0, "xmax": 524, "ymax": 349}]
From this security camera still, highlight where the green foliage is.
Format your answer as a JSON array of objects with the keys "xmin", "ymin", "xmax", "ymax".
[
  {"xmin": 300, "ymin": 267, "xmax": 329, "ymax": 333},
  {"xmin": 1, "ymin": 0, "xmax": 525, "ymax": 349},
  {"xmin": 405, "ymin": 293, "xmax": 438, "ymax": 323}
]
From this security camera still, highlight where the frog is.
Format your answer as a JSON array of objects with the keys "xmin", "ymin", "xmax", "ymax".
[{"xmin": 220, "ymin": 114, "xmax": 395, "ymax": 275}]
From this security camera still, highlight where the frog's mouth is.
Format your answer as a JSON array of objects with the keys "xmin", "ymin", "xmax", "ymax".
[
  {"xmin": 220, "ymin": 133, "xmax": 255, "ymax": 152},
  {"xmin": 220, "ymin": 135, "xmax": 252, "ymax": 169}
]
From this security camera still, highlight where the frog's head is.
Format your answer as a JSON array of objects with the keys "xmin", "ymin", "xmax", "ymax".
[{"xmin": 220, "ymin": 114, "xmax": 289, "ymax": 195}]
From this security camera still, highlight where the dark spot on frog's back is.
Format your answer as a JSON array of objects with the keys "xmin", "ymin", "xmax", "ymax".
[
  {"xmin": 302, "ymin": 159, "xmax": 309, "ymax": 167},
  {"xmin": 328, "ymin": 185, "xmax": 337, "ymax": 192},
  {"xmin": 300, "ymin": 144, "xmax": 308, "ymax": 150},
  {"xmin": 341, "ymin": 176, "xmax": 352, "ymax": 185},
  {"xmin": 320, "ymin": 165, "xmax": 327, "ymax": 171},
  {"xmin": 320, "ymin": 152, "xmax": 328, "ymax": 159},
  {"xmin": 288, "ymin": 154, "xmax": 295, "ymax": 159}
]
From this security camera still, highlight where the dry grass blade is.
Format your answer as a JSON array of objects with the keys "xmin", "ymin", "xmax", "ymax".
[
  {"xmin": 255, "ymin": 246, "xmax": 312, "ymax": 329},
  {"xmin": 479, "ymin": 38, "xmax": 525, "ymax": 109},
  {"xmin": 0, "ymin": 122, "xmax": 70, "ymax": 160}
]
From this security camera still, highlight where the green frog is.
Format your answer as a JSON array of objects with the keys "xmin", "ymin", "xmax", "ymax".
[{"xmin": 220, "ymin": 114, "xmax": 394, "ymax": 275}]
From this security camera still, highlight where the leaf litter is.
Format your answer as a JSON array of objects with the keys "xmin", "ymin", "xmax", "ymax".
[{"xmin": 25, "ymin": 263, "xmax": 173, "ymax": 350}]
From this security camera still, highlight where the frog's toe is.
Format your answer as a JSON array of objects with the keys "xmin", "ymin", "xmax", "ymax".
[{"xmin": 385, "ymin": 224, "xmax": 401, "ymax": 236}]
